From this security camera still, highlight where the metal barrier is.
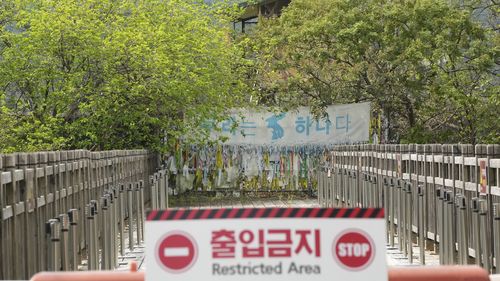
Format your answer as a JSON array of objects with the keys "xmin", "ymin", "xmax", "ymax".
[
  {"xmin": 318, "ymin": 144, "xmax": 500, "ymax": 273},
  {"xmin": 389, "ymin": 266, "xmax": 490, "ymax": 281},
  {"xmin": 31, "ymin": 261, "xmax": 144, "ymax": 281},
  {"xmin": 29, "ymin": 263, "xmax": 491, "ymax": 281},
  {"xmin": 0, "ymin": 150, "xmax": 161, "ymax": 280}
]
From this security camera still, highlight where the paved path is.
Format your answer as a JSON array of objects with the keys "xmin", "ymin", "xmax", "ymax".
[{"xmin": 111, "ymin": 196, "xmax": 441, "ymax": 271}]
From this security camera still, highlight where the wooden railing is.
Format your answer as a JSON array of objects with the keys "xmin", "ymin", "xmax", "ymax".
[
  {"xmin": 0, "ymin": 150, "xmax": 159, "ymax": 280},
  {"xmin": 318, "ymin": 144, "xmax": 500, "ymax": 273}
]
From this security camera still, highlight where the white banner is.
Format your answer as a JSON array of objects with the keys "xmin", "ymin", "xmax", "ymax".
[
  {"xmin": 211, "ymin": 102, "xmax": 370, "ymax": 145},
  {"xmin": 146, "ymin": 208, "xmax": 387, "ymax": 281}
]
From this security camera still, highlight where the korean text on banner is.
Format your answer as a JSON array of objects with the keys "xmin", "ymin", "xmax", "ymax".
[{"xmin": 210, "ymin": 102, "xmax": 370, "ymax": 145}]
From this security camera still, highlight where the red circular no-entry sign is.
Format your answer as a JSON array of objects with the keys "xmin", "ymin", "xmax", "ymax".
[
  {"xmin": 156, "ymin": 231, "xmax": 198, "ymax": 273},
  {"xmin": 333, "ymin": 229, "xmax": 375, "ymax": 271}
]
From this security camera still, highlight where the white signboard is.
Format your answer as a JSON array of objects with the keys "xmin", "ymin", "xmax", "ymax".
[
  {"xmin": 146, "ymin": 207, "xmax": 387, "ymax": 281},
  {"xmin": 211, "ymin": 102, "xmax": 370, "ymax": 145}
]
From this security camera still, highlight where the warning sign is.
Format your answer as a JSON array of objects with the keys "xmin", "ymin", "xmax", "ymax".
[
  {"xmin": 146, "ymin": 208, "xmax": 387, "ymax": 281},
  {"xmin": 156, "ymin": 231, "xmax": 197, "ymax": 273},
  {"xmin": 479, "ymin": 160, "xmax": 487, "ymax": 194},
  {"xmin": 333, "ymin": 230, "xmax": 374, "ymax": 270}
]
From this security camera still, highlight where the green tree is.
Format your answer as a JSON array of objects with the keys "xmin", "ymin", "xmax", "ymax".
[
  {"xmin": 246, "ymin": 0, "xmax": 499, "ymax": 144},
  {"xmin": 0, "ymin": 0, "xmax": 248, "ymax": 152}
]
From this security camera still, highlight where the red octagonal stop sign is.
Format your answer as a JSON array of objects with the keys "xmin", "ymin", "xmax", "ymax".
[
  {"xmin": 333, "ymin": 230, "xmax": 375, "ymax": 271},
  {"xmin": 157, "ymin": 231, "xmax": 198, "ymax": 273}
]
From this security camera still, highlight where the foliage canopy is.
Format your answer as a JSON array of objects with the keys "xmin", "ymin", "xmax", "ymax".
[
  {"xmin": 1, "ymin": 0, "xmax": 498, "ymax": 152},
  {"xmin": 0, "ymin": 0, "xmax": 247, "ymax": 152},
  {"xmin": 245, "ymin": 0, "xmax": 499, "ymax": 144}
]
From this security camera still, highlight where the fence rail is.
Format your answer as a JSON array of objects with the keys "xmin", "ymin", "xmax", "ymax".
[
  {"xmin": 317, "ymin": 144, "xmax": 500, "ymax": 273},
  {"xmin": 3, "ymin": 144, "xmax": 500, "ymax": 278},
  {"xmin": 0, "ymin": 150, "xmax": 162, "ymax": 280}
]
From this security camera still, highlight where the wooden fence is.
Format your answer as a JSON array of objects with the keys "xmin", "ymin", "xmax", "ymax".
[
  {"xmin": 0, "ymin": 150, "xmax": 159, "ymax": 280},
  {"xmin": 318, "ymin": 144, "xmax": 500, "ymax": 273},
  {"xmin": 4, "ymin": 144, "xmax": 500, "ymax": 278}
]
